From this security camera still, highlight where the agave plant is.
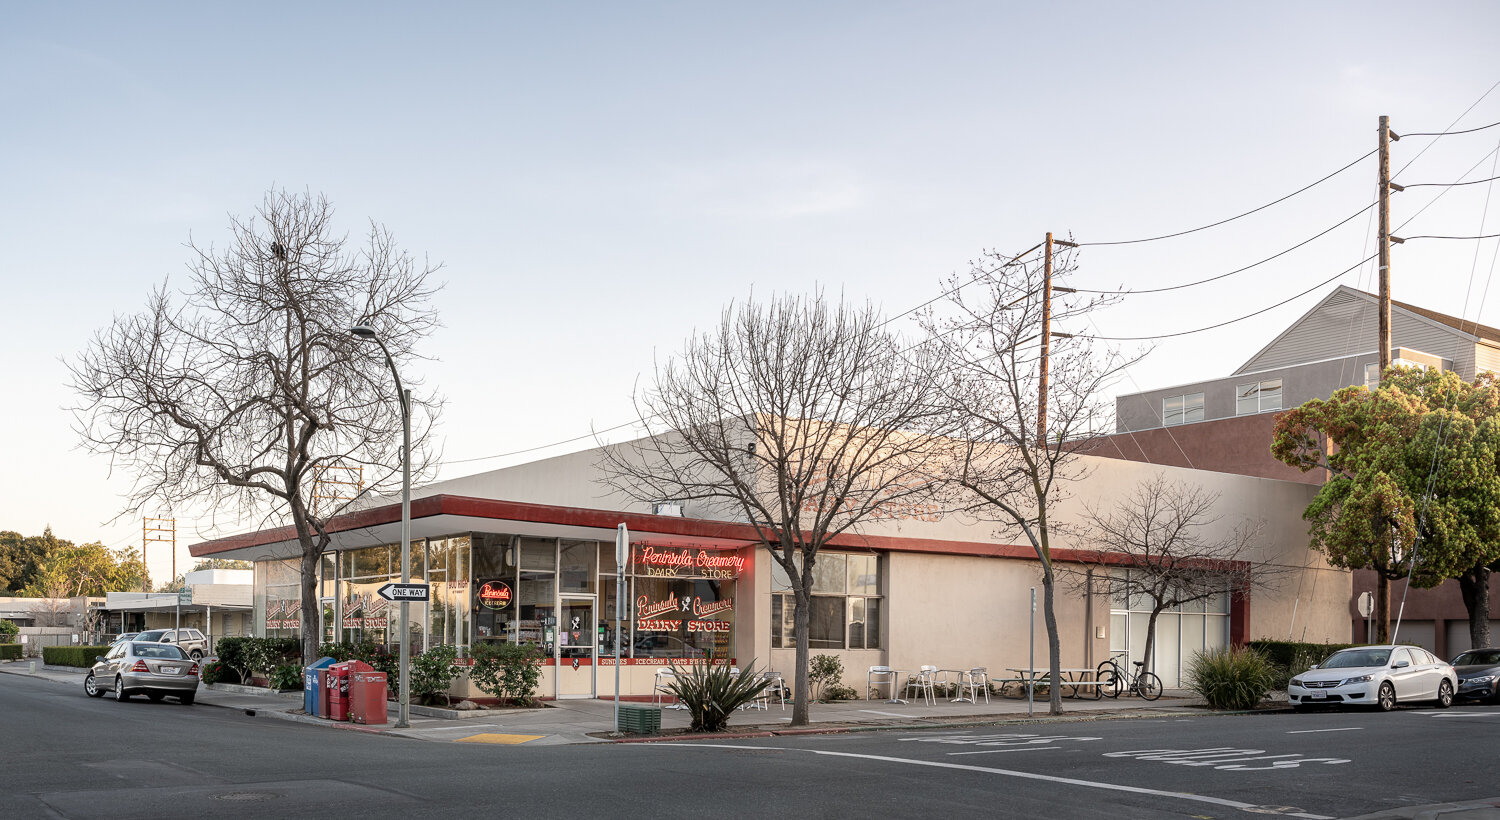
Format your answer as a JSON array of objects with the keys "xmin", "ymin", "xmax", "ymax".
[{"xmin": 664, "ymin": 656, "xmax": 773, "ymax": 733}]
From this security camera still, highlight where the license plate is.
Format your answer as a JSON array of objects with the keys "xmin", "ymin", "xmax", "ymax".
[
  {"xmin": 1310, "ymin": 691, "xmax": 1326, "ymax": 700},
  {"xmin": 160, "ymin": 667, "xmax": 181, "ymax": 675}
]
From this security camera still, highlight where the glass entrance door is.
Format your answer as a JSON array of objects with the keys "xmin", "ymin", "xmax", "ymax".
[{"xmin": 557, "ymin": 596, "xmax": 597, "ymax": 698}]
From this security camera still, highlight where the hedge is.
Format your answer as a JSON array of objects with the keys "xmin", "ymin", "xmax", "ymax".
[
  {"xmin": 0, "ymin": 644, "xmax": 21, "ymax": 660},
  {"xmin": 43, "ymin": 646, "xmax": 112, "ymax": 668},
  {"xmin": 1246, "ymin": 640, "xmax": 1362, "ymax": 689}
]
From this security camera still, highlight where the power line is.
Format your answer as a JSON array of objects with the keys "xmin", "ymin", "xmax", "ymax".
[
  {"xmin": 1392, "ymin": 77, "xmax": 1500, "ymax": 179},
  {"xmin": 1400, "ymin": 173, "xmax": 1500, "ymax": 189},
  {"xmin": 1400, "ymin": 118, "xmax": 1500, "ymax": 139},
  {"xmin": 439, "ymin": 418, "xmax": 647, "ymax": 466},
  {"xmin": 1083, "ymin": 254, "xmax": 1376, "ymax": 342},
  {"xmin": 880, "ymin": 242, "xmax": 1044, "ymax": 327},
  {"xmin": 1070, "ymin": 201, "xmax": 1376, "ymax": 295},
  {"xmin": 1402, "ymin": 232, "xmax": 1500, "ymax": 241},
  {"xmin": 1076, "ymin": 149, "xmax": 1376, "ymax": 247}
]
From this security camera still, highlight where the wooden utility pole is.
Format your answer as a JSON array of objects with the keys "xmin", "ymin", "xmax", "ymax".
[
  {"xmin": 1374, "ymin": 114, "xmax": 1402, "ymax": 643},
  {"xmin": 143, "ymin": 517, "xmax": 176, "ymax": 592},
  {"xmin": 1038, "ymin": 233, "xmax": 1077, "ymax": 445}
]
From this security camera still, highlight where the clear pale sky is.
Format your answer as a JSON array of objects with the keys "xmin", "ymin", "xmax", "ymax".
[{"xmin": 3, "ymin": 2, "xmax": 1499, "ymax": 584}]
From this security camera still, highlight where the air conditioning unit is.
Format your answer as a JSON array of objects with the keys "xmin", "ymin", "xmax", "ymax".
[{"xmin": 652, "ymin": 502, "xmax": 684, "ymax": 517}]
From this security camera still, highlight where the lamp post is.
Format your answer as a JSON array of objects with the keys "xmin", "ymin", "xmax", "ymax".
[{"xmin": 350, "ymin": 324, "xmax": 412, "ymax": 729}]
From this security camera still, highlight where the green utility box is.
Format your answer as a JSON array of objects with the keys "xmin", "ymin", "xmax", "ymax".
[{"xmin": 616, "ymin": 703, "xmax": 662, "ymax": 734}]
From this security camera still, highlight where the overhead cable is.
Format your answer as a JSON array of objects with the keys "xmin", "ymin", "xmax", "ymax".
[
  {"xmin": 1077, "ymin": 149, "xmax": 1376, "ymax": 247},
  {"xmin": 1082, "ymin": 254, "xmax": 1377, "ymax": 342},
  {"xmin": 1070, "ymin": 201, "xmax": 1376, "ymax": 295}
]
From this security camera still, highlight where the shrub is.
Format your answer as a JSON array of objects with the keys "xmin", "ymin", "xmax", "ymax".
[
  {"xmin": 200, "ymin": 659, "xmax": 229, "ymax": 685},
  {"xmin": 43, "ymin": 646, "xmax": 112, "ymax": 668},
  {"xmin": 215, "ymin": 637, "xmax": 252, "ymax": 683},
  {"xmin": 0, "ymin": 619, "xmax": 19, "ymax": 642},
  {"xmin": 1, "ymin": 643, "xmax": 21, "ymax": 660},
  {"xmin": 411, "ymin": 644, "xmax": 460, "ymax": 706},
  {"xmin": 270, "ymin": 663, "xmax": 303, "ymax": 691},
  {"xmin": 469, "ymin": 641, "xmax": 543, "ymax": 705},
  {"xmin": 218, "ymin": 637, "xmax": 300, "ymax": 684},
  {"xmin": 663, "ymin": 657, "xmax": 773, "ymax": 733},
  {"xmin": 1186, "ymin": 646, "xmax": 1278, "ymax": 710},
  {"xmin": 809, "ymin": 654, "xmax": 844, "ymax": 702},
  {"xmin": 823, "ymin": 683, "xmax": 858, "ymax": 702},
  {"xmin": 1246, "ymin": 640, "xmax": 1360, "ymax": 689}
]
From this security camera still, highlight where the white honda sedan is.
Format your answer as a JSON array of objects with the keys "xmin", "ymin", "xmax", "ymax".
[{"xmin": 1289, "ymin": 645, "xmax": 1456, "ymax": 712}]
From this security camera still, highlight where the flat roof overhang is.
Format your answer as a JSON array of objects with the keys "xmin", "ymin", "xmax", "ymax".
[
  {"xmin": 187, "ymin": 493, "xmax": 1087, "ymax": 565},
  {"xmin": 188, "ymin": 494, "xmax": 768, "ymax": 563}
]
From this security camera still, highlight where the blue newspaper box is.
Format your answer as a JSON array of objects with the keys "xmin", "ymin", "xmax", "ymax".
[{"xmin": 303, "ymin": 657, "xmax": 337, "ymax": 715}]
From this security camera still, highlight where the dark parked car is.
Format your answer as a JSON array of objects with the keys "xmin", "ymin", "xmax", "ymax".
[
  {"xmin": 1451, "ymin": 648, "xmax": 1500, "ymax": 703},
  {"xmin": 85, "ymin": 641, "xmax": 199, "ymax": 704}
]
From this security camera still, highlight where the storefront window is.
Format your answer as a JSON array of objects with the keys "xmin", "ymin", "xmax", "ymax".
[
  {"xmin": 770, "ymin": 552, "xmax": 882, "ymax": 649},
  {"xmin": 559, "ymin": 539, "xmax": 596, "ymax": 593},
  {"xmin": 428, "ymin": 536, "xmax": 471, "ymax": 652},
  {"xmin": 472, "ymin": 533, "xmax": 518, "ymax": 645},
  {"xmin": 255, "ymin": 558, "xmax": 305, "ymax": 640}
]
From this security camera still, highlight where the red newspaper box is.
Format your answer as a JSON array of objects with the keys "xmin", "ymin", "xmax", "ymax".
[
  {"xmin": 316, "ymin": 667, "xmax": 333, "ymax": 719},
  {"xmin": 349, "ymin": 670, "xmax": 389, "ymax": 725},
  {"xmin": 327, "ymin": 660, "xmax": 374, "ymax": 721}
]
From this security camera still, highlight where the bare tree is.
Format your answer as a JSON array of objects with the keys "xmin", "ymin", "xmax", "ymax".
[
  {"xmin": 921, "ymin": 245, "xmax": 1134, "ymax": 715},
  {"xmin": 70, "ymin": 190, "xmax": 442, "ymax": 664},
  {"xmin": 32, "ymin": 596, "xmax": 77, "ymax": 628},
  {"xmin": 601, "ymin": 292, "xmax": 954, "ymax": 726},
  {"xmin": 1059, "ymin": 474, "xmax": 1278, "ymax": 678}
]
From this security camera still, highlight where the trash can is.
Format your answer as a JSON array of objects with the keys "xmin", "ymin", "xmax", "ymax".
[
  {"xmin": 349, "ymin": 670, "xmax": 389, "ymax": 725},
  {"xmin": 303, "ymin": 657, "xmax": 336, "ymax": 715}
]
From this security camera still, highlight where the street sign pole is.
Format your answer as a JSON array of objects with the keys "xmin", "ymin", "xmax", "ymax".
[
  {"xmin": 1028, "ymin": 587, "xmax": 1035, "ymax": 719},
  {"xmin": 615, "ymin": 524, "xmax": 627, "ymax": 733},
  {"xmin": 398, "ymin": 388, "xmax": 412, "ymax": 729}
]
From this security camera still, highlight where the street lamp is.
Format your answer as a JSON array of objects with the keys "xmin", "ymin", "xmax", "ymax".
[{"xmin": 350, "ymin": 323, "xmax": 412, "ymax": 729}]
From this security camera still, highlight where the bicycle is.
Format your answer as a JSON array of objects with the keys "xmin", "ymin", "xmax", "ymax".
[{"xmin": 1096, "ymin": 652, "xmax": 1162, "ymax": 701}]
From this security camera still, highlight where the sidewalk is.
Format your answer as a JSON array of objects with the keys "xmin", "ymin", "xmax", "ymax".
[{"xmin": 0, "ymin": 659, "xmax": 1219, "ymax": 746}]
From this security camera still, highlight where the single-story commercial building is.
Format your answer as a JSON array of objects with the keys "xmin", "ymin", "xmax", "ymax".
[{"xmin": 190, "ymin": 438, "xmax": 1352, "ymax": 698}]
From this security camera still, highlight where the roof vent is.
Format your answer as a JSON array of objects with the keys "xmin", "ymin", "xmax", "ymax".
[{"xmin": 652, "ymin": 502, "xmax": 683, "ymax": 517}]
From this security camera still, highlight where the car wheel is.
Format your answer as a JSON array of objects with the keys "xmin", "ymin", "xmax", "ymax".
[
  {"xmin": 84, "ymin": 673, "xmax": 105, "ymax": 698},
  {"xmin": 1436, "ymin": 679, "xmax": 1454, "ymax": 709},
  {"xmin": 179, "ymin": 692, "xmax": 195, "ymax": 705},
  {"xmin": 190, "ymin": 650, "xmax": 203, "ymax": 660},
  {"xmin": 1377, "ymin": 681, "xmax": 1396, "ymax": 711},
  {"xmin": 114, "ymin": 676, "xmax": 130, "ymax": 702}
]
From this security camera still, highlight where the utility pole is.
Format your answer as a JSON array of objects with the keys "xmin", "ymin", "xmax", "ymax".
[
  {"xmin": 1374, "ymin": 114, "xmax": 1403, "ymax": 643},
  {"xmin": 1038, "ymin": 232, "xmax": 1077, "ymax": 445}
]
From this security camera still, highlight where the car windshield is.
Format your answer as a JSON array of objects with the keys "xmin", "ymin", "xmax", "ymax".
[
  {"xmin": 135, "ymin": 630, "xmax": 166, "ymax": 641},
  {"xmin": 132, "ymin": 643, "xmax": 187, "ymax": 660},
  {"xmin": 1322, "ymin": 648, "xmax": 1392, "ymax": 668},
  {"xmin": 1453, "ymin": 649, "xmax": 1500, "ymax": 666}
]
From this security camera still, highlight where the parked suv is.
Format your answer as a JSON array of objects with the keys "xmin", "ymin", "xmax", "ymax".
[{"xmin": 133, "ymin": 628, "xmax": 208, "ymax": 660}]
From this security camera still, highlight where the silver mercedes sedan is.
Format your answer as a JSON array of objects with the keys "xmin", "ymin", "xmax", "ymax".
[{"xmin": 85, "ymin": 640, "xmax": 199, "ymax": 704}]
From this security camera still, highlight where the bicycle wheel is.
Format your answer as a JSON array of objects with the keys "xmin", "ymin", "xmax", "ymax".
[
  {"xmin": 1084, "ymin": 671, "xmax": 1105, "ymax": 700},
  {"xmin": 1136, "ymin": 671, "xmax": 1163, "ymax": 701},
  {"xmin": 1097, "ymin": 667, "xmax": 1122, "ymax": 699}
]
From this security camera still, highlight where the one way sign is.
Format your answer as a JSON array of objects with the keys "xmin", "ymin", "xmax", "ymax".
[{"xmin": 377, "ymin": 582, "xmax": 430, "ymax": 602}]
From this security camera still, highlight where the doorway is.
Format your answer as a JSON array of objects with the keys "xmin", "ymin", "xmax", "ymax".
[{"xmin": 557, "ymin": 595, "xmax": 596, "ymax": 698}]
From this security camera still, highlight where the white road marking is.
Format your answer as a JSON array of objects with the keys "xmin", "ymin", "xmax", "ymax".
[
  {"xmin": 659, "ymin": 743, "xmax": 1335, "ymax": 819},
  {"xmin": 1104, "ymin": 748, "xmax": 1350, "ymax": 771},
  {"xmin": 948, "ymin": 747, "xmax": 1061, "ymax": 756},
  {"xmin": 1286, "ymin": 727, "xmax": 1362, "ymax": 734},
  {"xmin": 1424, "ymin": 711, "xmax": 1500, "ymax": 718}
]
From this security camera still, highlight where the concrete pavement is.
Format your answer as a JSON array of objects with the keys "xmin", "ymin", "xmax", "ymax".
[{"xmin": 0, "ymin": 658, "xmax": 1219, "ymax": 746}]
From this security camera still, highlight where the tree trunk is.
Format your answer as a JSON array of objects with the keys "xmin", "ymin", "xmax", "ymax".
[
  {"xmin": 1375, "ymin": 574, "xmax": 1390, "ymax": 643},
  {"xmin": 1143, "ymin": 607, "xmax": 1160, "ymax": 678},
  {"xmin": 791, "ymin": 587, "xmax": 810, "ymax": 726},
  {"xmin": 1458, "ymin": 563, "xmax": 1491, "ymax": 652},
  {"xmin": 1042, "ymin": 567, "xmax": 1063, "ymax": 716},
  {"xmin": 298, "ymin": 541, "xmax": 320, "ymax": 666}
]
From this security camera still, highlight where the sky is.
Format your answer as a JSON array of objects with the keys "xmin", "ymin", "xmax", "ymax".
[{"xmin": 3, "ymin": 1, "xmax": 1500, "ymax": 585}]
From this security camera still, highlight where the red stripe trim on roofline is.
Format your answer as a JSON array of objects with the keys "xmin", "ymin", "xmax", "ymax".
[{"xmin": 190, "ymin": 492, "xmax": 1246, "ymax": 569}]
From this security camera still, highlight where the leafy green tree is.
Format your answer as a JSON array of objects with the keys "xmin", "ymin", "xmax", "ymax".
[
  {"xmin": 191, "ymin": 558, "xmax": 252, "ymax": 571},
  {"xmin": 23, "ymin": 541, "xmax": 149, "ymax": 598},
  {"xmin": 0, "ymin": 527, "xmax": 70, "ymax": 594},
  {"xmin": 1272, "ymin": 367, "xmax": 1500, "ymax": 647}
]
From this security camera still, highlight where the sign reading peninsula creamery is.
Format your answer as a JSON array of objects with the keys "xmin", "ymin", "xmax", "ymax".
[{"xmin": 633, "ymin": 545, "xmax": 745, "ymax": 579}]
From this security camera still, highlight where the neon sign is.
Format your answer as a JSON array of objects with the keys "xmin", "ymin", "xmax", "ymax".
[
  {"xmin": 633, "ymin": 546, "xmax": 745, "ymax": 578},
  {"xmin": 478, "ymin": 581, "xmax": 513, "ymax": 610}
]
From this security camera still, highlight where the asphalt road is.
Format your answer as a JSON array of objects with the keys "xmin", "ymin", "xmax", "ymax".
[{"xmin": 4, "ymin": 672, "xmax": 1497, "ymax": 819}]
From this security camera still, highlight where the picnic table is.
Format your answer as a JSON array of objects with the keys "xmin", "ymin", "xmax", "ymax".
[{"xmin": 1006, "ymin": 667, "xmax": 1109, "ymax": 699}]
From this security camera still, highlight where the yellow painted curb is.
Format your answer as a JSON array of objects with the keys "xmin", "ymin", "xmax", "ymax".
[{"xmin": 455, "ymin": 733, "xmax": 546, "ymax": 745}]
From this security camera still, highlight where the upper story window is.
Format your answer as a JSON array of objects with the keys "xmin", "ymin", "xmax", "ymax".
[
  {"xmin": 1236, "ymin": 379, "xmax": 1282, "ymax": 415},
  {"xmin": 1162, "ymin": 392, "xmax": 1204, "ymax": 426},
  {"xmin": 1364, "ymin": 363, "xmax": 1380, "ymax": 389}
]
